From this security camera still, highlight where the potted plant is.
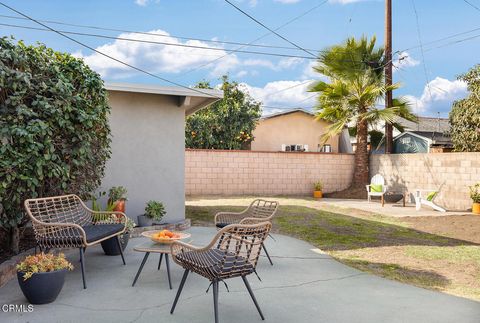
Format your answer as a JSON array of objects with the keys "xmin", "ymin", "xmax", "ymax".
[
  {"xmin": 138, "ymin": 200, "xmax": 166, "ymax": 227},
  {"xmin": 100, "ymin": 215, "xmax": 136, "ymax": 256},
  {"xmin": 313, "ymin": 181, "xmax": 323, "ymax": 198},
  {"xmin": 470, "ymin": 183, "xmax": 480, "ymax": 214},
  {"xmin": 17, "ymin": 253, "xmax": 73, "ymax": 304},
  {"xmin": 108, "ymin": 186, "xmax": 128, "ymax": 214}
]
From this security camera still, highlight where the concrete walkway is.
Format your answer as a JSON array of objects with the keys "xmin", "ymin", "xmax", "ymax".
[
  {"xmin": 1, "ymin": 227, "xmax": 479, "ymax": 323},
  {"xmin": 321, "ymin": 198, "xmax": 469, "ymax": 217}
]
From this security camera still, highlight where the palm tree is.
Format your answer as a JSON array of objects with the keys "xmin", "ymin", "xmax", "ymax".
[{"xmin": 310, "ymin": 36, "xmax": 417, "ymax": 189}]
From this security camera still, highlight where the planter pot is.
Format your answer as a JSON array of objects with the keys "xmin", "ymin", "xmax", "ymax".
[
  {"xmin": 473, "ymin": 203, "xmax": 480, "ymax": 215},
  {"xmin": 17, "ymin": 269, "xmax": 66, "ymax": 304},
  {"xmin": 313, "ymin": 190, "xmax": 323, "ymax": 198},
  {"xmin": 137, "ymin": 215, "xmax": 153, "ymax": 227},
  {"xmin": 101, "ymin": 233, "xmax": 129, "ymax": 256},
  {"xmin": 113, "ymin": 199, "xmax": 126, "ymax": 213}
]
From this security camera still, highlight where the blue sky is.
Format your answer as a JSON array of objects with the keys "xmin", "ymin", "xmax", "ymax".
[{"xmin": 1, "ymin": 0, "xmax": 478, "ymax": 117}]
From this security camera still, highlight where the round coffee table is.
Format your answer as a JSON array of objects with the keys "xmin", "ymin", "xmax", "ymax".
[{"xmin": 131, "ymin": 239, "xmax": 191, "ymax": 289}]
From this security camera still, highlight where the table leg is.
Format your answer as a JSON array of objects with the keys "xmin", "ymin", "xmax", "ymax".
[
  {"xmin": 158, "ymin": 253, "xmax": 163, "ymax": 270},
  {"xmin": 382, "ymin": 195, "xmax": 385, "ymax": 207},
  {"xmin": 403, "ymin": 193, "xmax": 406, "ymax": 207},
  {"xmin": 132, "ymin": 252, "xmax": 150, "ymax": 287},
  {"xmin": 165, "ymin": 254, "xmax": 173, "ymax": 290}
]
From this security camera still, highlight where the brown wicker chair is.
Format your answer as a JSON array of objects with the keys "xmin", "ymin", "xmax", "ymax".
[
  {"xmin": 170, "ymin": 222, "xmax": 272, "ymax": 323},
  {"xmin": 24, "ymin": 194, "xmax": 127, "ymax": 289},
  {"xmin": 214, "ymin": 199, "xmax": 278, "ymax": 265}
]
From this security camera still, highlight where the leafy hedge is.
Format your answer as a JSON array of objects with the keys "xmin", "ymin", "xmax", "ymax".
[
  {"xmin": 0, "ymin": 37, "xmax": 111, "ymax": 252},
  {"xmin": 450, "ymin": 65, "xmax": 480, "ymax": 152}
]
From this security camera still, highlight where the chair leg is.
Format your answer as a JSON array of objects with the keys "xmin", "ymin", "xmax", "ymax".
[
  {"xmin": 242, "ymin": 276, "xmax": 265, "ymax": 320},
  {"xmin": 261, "ymin": 243, "xmax": 273, "ymax": 266},
  {"xmin": 115, "ymin": 236, "xmax": 126, "ymax": 265},
  {"xmin": 158, "ymin": 253, "xmax": 163, "ymax": 270},
  {"xmin": 171, "ymin": 269, "xmax": 189, "ymax": 314},
  {"xmin": 213, "ymin": 280, "xmax": 219, "ymax": 323},
  {"xmin": 79, "ymin": 247, "xmax": 87, "ymax": 289},
  {"xmin": 165, "ymin": 254, "xmax": 173, "ymax": 290}
]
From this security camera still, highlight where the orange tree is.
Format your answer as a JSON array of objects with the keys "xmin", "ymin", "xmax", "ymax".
[
  {"xmin": 450, "ymin": 65, "xmax": 480, "ymax": 152},
  {"xmin": 185, "ymin": 75, "xmax": 261, "ymax": 150},
  {"xmin": 0, "ymin": 37, "xmax": 111, "ymax": 253}
]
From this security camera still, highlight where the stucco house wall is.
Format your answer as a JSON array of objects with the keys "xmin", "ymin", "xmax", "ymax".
[
  {"xmin": 101, "ymin": 83, "xmax": 221, "ymax": 223},
  {"xmin": 251, "ymin": 110, "xmax": 340, "ymax": 153}
]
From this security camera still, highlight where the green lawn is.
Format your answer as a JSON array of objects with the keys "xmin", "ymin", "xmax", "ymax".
[{"xmin": 186, "ymin": 199, "xmax": 480, "ymax": 301}]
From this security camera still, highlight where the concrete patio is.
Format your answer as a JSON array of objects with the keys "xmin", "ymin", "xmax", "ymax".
[{"xmin": 1, "ymin": 226, "xmax": 479, "ymax": 323}]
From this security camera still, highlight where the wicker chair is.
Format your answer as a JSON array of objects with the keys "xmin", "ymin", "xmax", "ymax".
[
  {"xmin": 214, "ymin": 199, "xmax": 278, "ymax": 265},
  {"xmin": 24, "ymin": 194, "xmax": 127, "ymax": 289},
  {"xmin": 170, "ymin": 222, "xmax": 272, "ymax": 323}
]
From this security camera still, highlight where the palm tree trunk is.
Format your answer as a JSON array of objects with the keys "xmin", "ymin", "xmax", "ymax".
[{"xmin": 352, "ymin": 118, "xmax": 369, "ymax": 187}]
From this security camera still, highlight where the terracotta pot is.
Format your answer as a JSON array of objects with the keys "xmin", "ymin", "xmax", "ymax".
[
  {"xmin": 113, "ymin": 199, "xmax": 126, "ymax": 213},
  {"xmin": 313, "ymin": 191, "xmax": 323, "ymax": 199},
  {"xmin": 473, "ymin": 202, "xmax": 480, "ymax": 214}
]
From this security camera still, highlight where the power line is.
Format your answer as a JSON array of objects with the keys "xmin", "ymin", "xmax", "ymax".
[
  {"xmin": 175, "ymin": 0, "xmax": 329, "ymax": 79},
  {"xmin": 0, "ymin": 13, "xmax": 324, "ymax": 52},
  {"xmin": 0, "ymin": 2, "xmax": 222, "ymax": 99},
  {"xmin": 462, "ymin": 0, "xmax": 480, "ymax": 12},
  {"xmin": 410, "ymin": 0, "xmax": 432, "ymax": 98},
  {"xmin": 0, "ymin": 22, "xmax": 317, "ymax": 60},
  {"xmin": 399, "ymin": 25, "xmax": 480, "ymax": 53},
  {"xmin": 223, "ymin": 0, "xmax": 318, "ymax": 58},
  {"xmin": 424, "ymin": 32, "xmax": 480, "ymax": 52}
]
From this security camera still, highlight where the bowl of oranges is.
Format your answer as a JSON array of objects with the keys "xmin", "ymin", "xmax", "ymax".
[{"xmin": 141, "ymin": 229, "xmax": 191, "ymax": 244}]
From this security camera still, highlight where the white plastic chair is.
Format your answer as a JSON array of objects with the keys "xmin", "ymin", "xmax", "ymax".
[
  {"xmin": 414, "ymin": 189, "xmax": 446, "ymax": 212},
  {"xmin": 366, "ymin": 174, "xmax": 388, "ymax": 206}
]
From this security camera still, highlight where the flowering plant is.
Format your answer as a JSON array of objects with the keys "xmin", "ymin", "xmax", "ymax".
[
  {"xmin": 470, "ymin": 183, "xmax": 480, "ymax": 203},
  {"xmin": 17, "ymin": 253, "xmax": 73, "ymax": 280}
]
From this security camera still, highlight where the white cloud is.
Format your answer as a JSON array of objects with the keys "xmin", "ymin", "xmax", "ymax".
[
  {"xmin": 134, "ymin": 0, "xmax": 160, "ymax": 6},
  {"xmin": 278, "ymin": 57, "xmax": 304, "ymax": 69},
  {"xmin": 235, "ymin": 70, "xmax": 248, "ymax": 78},
  {"xmin": 74, "ymin": 27, "xmax": 307, "ymax": 80},
  {"xmin": 405, "ymin": 77, "xmax": 468, "ymax": 116},
  {"xmin": 274, "ymin": 0, "xmax": 301, "ymax": 3},
  {"xmin": 393, "ymin": 51, "xmax": 419, "ymax": 72},
  {"xmin": 240, "ymin": 80, "xmax": 316, "ymax": 113},
  {"xmin": 243, "ymin": 57, "xmax": 304, "ymax": 72},
  {"xmin": 75, "ymin": 29, "xmax": 240, "ymax": 79},
  {"xmin": 301, "ymin": 60, "xmax": 319, "ymax": 79}
]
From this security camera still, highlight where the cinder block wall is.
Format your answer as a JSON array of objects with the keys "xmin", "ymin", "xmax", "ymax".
[
  {"xmin": 185, "ymin": 149, "xmax": 355, "ymax": 196},
  {"xmin": 370, "ymin": 153, "xmax": 480, "ymax": 210}
]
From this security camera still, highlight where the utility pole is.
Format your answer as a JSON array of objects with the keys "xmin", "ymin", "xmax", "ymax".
[{"xmin": 385, "ymin": 0, "xmax": 393, "ymax": 153}]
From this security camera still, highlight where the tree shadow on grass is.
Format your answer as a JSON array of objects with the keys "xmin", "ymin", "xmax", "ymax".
[
  {"xmin": 342, "ymin": 259, "xmax": 451, "ymax": 291},
  {"xmin": 185, "ymin": 204, "xmax": 480, "ymax": 251},
  {"xmin": 274, "ymin": 204, "xmax": 480, "ymax": 251}
]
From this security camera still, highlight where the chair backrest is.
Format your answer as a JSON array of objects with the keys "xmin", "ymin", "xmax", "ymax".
[
  {"xmin": 245, "ymin": 199, "xmax": 278, "ymax": 220},
  {"xmin": 24, "ymin": 194, "xmax": 91, "ymax": 228},
  {"xmin": 370, "ymin": 174, "xmax": 385, "ymax": 186},
  {"xmin": 216, "ymin": 222, "xmax": 272, "ymax": 274}
]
